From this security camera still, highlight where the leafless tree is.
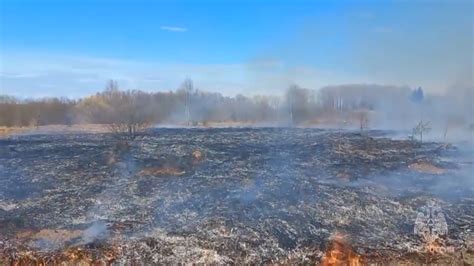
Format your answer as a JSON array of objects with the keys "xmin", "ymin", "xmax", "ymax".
[
  {"xmin": 179, "ymin": 78, "xmax": 194, "ymax": 126},
  {"xmin": 103, "ymin": 80, "xmax": 152, "ymax": 140},
  {"xmin": 412, "ymin": 120, "xmax": 431, "ymax": 143},
  {"xmin": 286, "ymin": 87, "xmax": 294, "ymax": 125},
  {"xmin": 4, "ymin": 82, "xmax": 468, "ymax": 133},
  {"xmin": 285, "ymin": 84, "xmax": 310, "ymax": 125},
  {"xmin": 358, "ymin": 110, "xmax": 369, "ymax": 134},
  {"xmin": 0, "ymin": 95, "xmax": 75, "ymax": 127},
  {"xmin": 443, "ymin": 124, "xmax": 449, "ymax": 143}
]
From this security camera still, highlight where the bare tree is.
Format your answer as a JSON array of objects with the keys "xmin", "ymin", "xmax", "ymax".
[
  {"xmin": 103, "ymin": 81, "xmax": 152, "ymax": 140},
  {"xmin": 285, "ymin": 84, "xmax": 310, "ymax": 125},
  {"xmin": 286, "ymin": 87, "xmax": 294, "ymax": 125},
  {"xmin": 412, "ymin": 120, "xmax": 431, "ymax": 143},
  {"xmin": 179, "ymin": 78, "xmax": 194, "ymax": 126},
  {"xmin": 358, "ymin": 110, "xmax": 369, "ymax": 134},
  {"xmin": 443, "ymin": 123, "xmax": 449, "ymax": 143}
]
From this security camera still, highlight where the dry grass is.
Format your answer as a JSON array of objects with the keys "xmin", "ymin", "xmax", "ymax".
[
  {"xmin": 0, "ymin": 124, "xmax": 110, "ymax": 138},
  {"xmin": 0, "ymin": 126, "xmax": 29, "ymax": 137},
  {"xmin": 408, "ymin": 162, "xmax": 446, "ymax": 175}
]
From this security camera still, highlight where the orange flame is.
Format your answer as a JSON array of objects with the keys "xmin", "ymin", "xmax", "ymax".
[
  {"xmin": 321, "ymin": 232, "xmax": 361, "ymax": 266},
  {"xmin": 423, "ymin": 239, "xmax": 453, "ymax": 254}
]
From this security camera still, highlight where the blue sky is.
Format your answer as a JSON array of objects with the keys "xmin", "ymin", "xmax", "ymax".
[{"xmin": 0, "ymin": 0, "xmax": 472, "ymax": 98}]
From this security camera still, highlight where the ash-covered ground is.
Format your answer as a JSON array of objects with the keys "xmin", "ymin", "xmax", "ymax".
[{"xmin": 0, "ymin": 128, "xmax": 473, "ymax": 264}]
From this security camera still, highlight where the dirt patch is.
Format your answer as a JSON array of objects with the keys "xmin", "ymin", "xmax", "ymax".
[
  {"xmin": 192, "ymin": 149, "xmax": 204, "ymax": 164},
  {"xmin": 138, "ymin": 166, "xmax": 185, "ymax": 176},
  {"xmin": 0, "ymin": 127, "xmax": 29, "ymax": 138},
  {"xmin": 409, "ymin": 162, "xmax": 446, "ymax": 174},
  {"xmin": 12, "ymin": 229, "xmax": 84, "ymax": 251},
  {"xmin": 30, "ymin": 229, "xmax": 82, "ymax": 242},
  {"xmin": 0, "ymin": 124, "xmax": 110, "ymax": 138},
  {"xmin": 336, "ymin": 171, "xmax": 352, "ymax": 181}
]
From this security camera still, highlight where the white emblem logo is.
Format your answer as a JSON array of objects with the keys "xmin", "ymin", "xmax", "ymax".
[{"xmin": 414, "ymin": 201, "xmax": 448, "ymax": 244}]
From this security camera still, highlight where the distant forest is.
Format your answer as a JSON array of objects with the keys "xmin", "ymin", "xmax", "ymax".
[{"xmin": 1, "ymin": 79, "xmax": 472, "ymax": 133}]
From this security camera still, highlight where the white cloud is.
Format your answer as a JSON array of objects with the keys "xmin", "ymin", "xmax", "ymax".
[{"xmin": 160, "ymin": 26, "xmax": 188, "ymax": 32}]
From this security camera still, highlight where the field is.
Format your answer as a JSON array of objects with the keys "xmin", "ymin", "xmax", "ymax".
[{"xmin": 1, "ymin": 128, "xmax": 473, "ymax": 264}]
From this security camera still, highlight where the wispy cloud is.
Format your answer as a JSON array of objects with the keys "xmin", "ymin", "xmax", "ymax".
[
  {"xmin": 0, "ymin": 53, "xmax": 349, "ymax": 98},
  {"xmin": 160, "ymin": 25, "xmax": 188, "ymax": 32},
  {"xmin": 1, "ymin": 50, "xmax": 455, "ymax": 98},
  {"xmin": 374, "ymin": 26, "xmax": 393, "ymax": 33},
  {"xmin": 0, "ymin": 72, "xmax": 43, "ymax": 78}
]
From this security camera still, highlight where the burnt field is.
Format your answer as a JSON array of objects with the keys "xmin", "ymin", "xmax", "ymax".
[{"xmin": 0, "ymin": 128, "xmax": 473, "ymax": 264}]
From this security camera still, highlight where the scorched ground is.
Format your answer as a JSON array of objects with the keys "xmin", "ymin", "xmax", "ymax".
[{"xmin": 0, "ymin": 128, "xmax": 473, "ymax": 264}]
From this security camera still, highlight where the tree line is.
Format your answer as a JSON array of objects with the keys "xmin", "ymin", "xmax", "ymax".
[{"xmin": 0, "ymin": 79, "xmax": 423, "ymax": 131}]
